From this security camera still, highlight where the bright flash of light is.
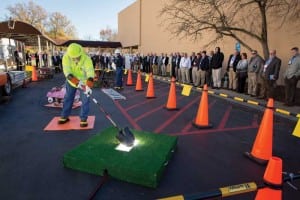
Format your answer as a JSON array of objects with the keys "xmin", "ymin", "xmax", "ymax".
[{"xmin": 115, "ymin": 139, "xmax": 139, "ymax": 152}]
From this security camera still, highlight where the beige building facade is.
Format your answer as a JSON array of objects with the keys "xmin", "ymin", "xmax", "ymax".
[{"xmin": 118, "ymin": 0, "xmax": 300, "ymax": 85}]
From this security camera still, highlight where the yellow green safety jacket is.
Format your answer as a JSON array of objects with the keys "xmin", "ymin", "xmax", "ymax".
[{"xmin": 62, "ymin": 53, "xmax": 95, "ymax": 88}]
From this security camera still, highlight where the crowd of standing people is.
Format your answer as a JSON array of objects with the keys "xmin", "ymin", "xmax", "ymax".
[
  {"xmin": 24, "ymin": 50, "xmax": 63, "ymax": 73},
  {"xmin": 106, "ymin": 46, "xmax": 300, "ymax": 107},
  {"xmin": 16, "ymin": 45, "xmax": 300, "ymax": 107}
]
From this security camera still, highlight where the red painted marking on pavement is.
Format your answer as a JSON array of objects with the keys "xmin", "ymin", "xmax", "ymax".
[
  {"xmin": 217, "ymin": 105, "xmax": 232, "ymax": 129},
  {"xmin": 154, "ymin": 97, "xmax": 200, "ymax": 133},
  {"xmin": 124, "ymin": 85, "xmax": 170, "ymax": 100},
  {"xmin": 126, "ymin": 91, "xmax": 168, "ymax": 111},
  {"xmin": 135, "ymin": 105, "xmax": 164, "ymax": 122},
  {"xmin": 120, "ymin": 89, "xmax": 135, "ymax": 95},
  {"xmin": 173, "ymin": 125, "xmax": 259, "ymax": 136},
  {"xmin": 114, "ymin": 101, "xmax": 141, "ymax": 130},
  {"xmin": 181, "ymin": 100, "xmax": 217, "ymax": 133},
  {"xmin": 126, "ymin": 98, "xmax": 156, "ymax": 111},
  {"xmin": 252, "ymin": 114, "xmax": 259, "ymax": 127},
  {"xmin": 181, "ymin": 123, "xmax": 193, "ymax": 133},
  {"xmin": 134, "ymin": 95, "xmax": 185, "ymax": 121}
]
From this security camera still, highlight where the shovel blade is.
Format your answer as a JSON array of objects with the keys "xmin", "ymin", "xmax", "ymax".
[{"xmin": 116, "ymin": 127, "xmax": 135, "ymax": 147}]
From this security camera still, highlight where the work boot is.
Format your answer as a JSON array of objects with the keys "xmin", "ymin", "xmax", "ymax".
[
  {"xmin": 58, "ymin": 117, "xmax": 70, "ymax": 124},
  {"xmin": 80, "ymin": 119, "xmax": 88, "ymax": 127}
]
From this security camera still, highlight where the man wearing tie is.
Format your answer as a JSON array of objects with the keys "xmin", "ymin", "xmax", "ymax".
[{"xmin": 258, "ymin": 50, "xmax": 281, "ymax": 99}]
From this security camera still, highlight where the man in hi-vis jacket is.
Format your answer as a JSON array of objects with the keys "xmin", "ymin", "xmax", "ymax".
[{"xmin": 58, "ymin": 43, "xmax": 95, "ymax": 127}]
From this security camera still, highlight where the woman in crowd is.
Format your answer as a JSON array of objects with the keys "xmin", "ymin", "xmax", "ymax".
[{"xmin": 236, "ymin": 52, "xmax": 248, "ymax": 93}]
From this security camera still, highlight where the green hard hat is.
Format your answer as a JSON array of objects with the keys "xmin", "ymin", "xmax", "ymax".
[{"xmin": 67, "ymin": 43, "xmax": 83, "ymax": 58}]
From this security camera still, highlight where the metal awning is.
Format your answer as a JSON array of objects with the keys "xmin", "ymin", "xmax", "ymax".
[
  {"xmin": 0, "ymin": 20, "xmax": 56, "ymax": 46},
  {"xmin": 0, "ymin": 20, "xmax": 123, "ymax": 49}
]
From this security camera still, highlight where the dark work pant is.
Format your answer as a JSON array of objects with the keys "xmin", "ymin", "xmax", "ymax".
[
  {"xmin": 171, "ymin": 65, "xmax": 176, "ymax": 78},
  {"xmin": 115, "ymin": 67, "xmax": 123, "ymax": 87},
  {"xmin": 264, "ymin": 79, "xmax": 276, "ymax": 99},
  {"xmin": 145, "ymin": 64, "xmax": 150, "ymax": 73},
  {"xmin": 285, "ymin": 76, "xmax": 298, "ymax": 104},
  {"xmin": 237, "ymin": 76, "xmax": 247, "ymax": 93}
]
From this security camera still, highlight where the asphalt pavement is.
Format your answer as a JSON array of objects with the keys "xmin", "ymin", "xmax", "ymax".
[{"xmin": 0, "ymin": 72, "xmax": 299, "ymax": 200}]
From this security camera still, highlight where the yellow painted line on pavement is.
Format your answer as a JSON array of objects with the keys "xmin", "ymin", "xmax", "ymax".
[
  {"xmin": 219, "ymin": 93, "xmax": 228, "ymax": 98},
  {"xmin": 158, "ymin": 195, "xmax": 185, "ymax": 200},
  {"xmin": 152, "ymin": 75, "xmax": 299, "ymax": 119},
  {"xmin": 276, "ymin": 108, "xmax": 290, "ymax": 116},
  {"xmin": 247, "ymin": 100, "xmax": 259, "ymax": 105},
  {"xmin": 234, "ymin": 97, "xmax": 244, "ymax": 102}
]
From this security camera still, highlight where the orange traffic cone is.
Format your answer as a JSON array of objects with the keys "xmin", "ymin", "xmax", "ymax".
[
  {"xmin": 263, "ymin": 157, "xmax": 283, "ymax": 186},
  {"xmin": 146, "ymin": 73, "xmax": 155, "ymax": 98},
  {"xmin": 245, "ymin": 98, "xmax": 274, "ymax": 165},
  {"xmin": 255, "ymin": 157, "xmax": 282, "ymax": 200},
  {"xmin": 126, "ymin": 69, "xmax": 133, "ymax": 86},
  {"xmin": 32, "ymin": 66, "xmax": 38, "ymax": 81},
  {"xmin": 135, "ymin": 70, "xmax": 143, "ymax": 91},
  {"xmin": 255, "ymin": 188, "xmax": 281, "ymax": 200},
  {"xmin": 165, "ymin": 77, "xmax": 178, "ymax": 110},
  {"xmin": 192, "ymin": 84, "xmax": 212, "ymax": 128}
]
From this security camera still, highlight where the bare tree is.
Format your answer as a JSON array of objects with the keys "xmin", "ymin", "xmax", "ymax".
[
  {"xmin": 7, "ymin": 0, "xmax": 47, "ymax": 32},
  {"xmin": 83, "ymin": 35, "xmax": 96, "ymax": 40},
  {"xmin": 6, "ymin": 1, "xmax": 77, "ymax": 40},
  {"xmin": 99, "ymin": 26, "xmax": 118, "ymax": 41},
  {"xmin": 47, "ymin": 12, "xmax": 77, "ymax": 40},
  {"xmin": 160, "ymin": 0, "xmax": 300, "ymax": 59}
]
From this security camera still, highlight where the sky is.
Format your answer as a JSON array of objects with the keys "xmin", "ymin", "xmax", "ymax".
[{"xmin": 0, "ymin": 0, "xmax": 136, "ymax": 40}]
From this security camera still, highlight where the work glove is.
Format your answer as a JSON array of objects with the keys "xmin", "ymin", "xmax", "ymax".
[
  {"xmin": 111, "ymin": 62, "xmax": 116, "ymax": 70},
  {"xmin": 67, "ymin": 74, "xmax": 80, "ymax": 85},
  {"xmin": 86, "ymin": 77, "xmax": 94, "ymax": 88},
  {"xmin": 77, "ymin": 80, "xmax": 92, "ymax": 95},
  {"xmin": 84, "ymin": 85, "xmax": 92, "ymax": 95},
  {"xmin": 77, "ymin": 80, "xmax": 85, "ymax": 90}
]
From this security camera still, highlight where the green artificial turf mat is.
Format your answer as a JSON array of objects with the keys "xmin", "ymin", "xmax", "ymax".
[{"xmin": 63, "ymin": 126, "xmax": 177, "ymax": 188}]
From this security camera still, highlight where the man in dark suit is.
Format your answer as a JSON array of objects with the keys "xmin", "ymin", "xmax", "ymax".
[
  {"xmin": 170, "ymin": 53, "xmax": 176, "ymax": 78},
  {"xmin": 199, "ymin": 51, "xmax": 210, "ymax": 87},
  {"xmin": 100, "ymin": 54, "xmax": 105, "ymax": 69},
  {"xmin": 162, "ymin": 53, "xmax": 169, "ymax": 76},
  {"xmin": 211, "ymin": 47, "xmax": 224, "ymax": 89},
  {"xmin": 35, "ymin": 52, "xmax": 40, "ymax": 67},
  {"xmin": 227, "ymin": 51, "xmax": 241, "ymax": 90},
  {"xmin": 52, "ymin": 52, "xmax": 61, "ymax": 73},
  {"xmin": 151, "ymin": 53, "xmax": 158, "ymax": 75},
  {"xmin": 143, "ymin": 54, "xmax": 150, "ymax": 73},
  {"xmin": 259, "ymin": 50, "xmax": 281, "ymax": 99},
  {"xmin": 42, "ymin": 51, "xmax": 48, "ymax": 67},
  {"xmin": 175, "ymin": 52, "xmax": 182, "ymax": 82}
]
